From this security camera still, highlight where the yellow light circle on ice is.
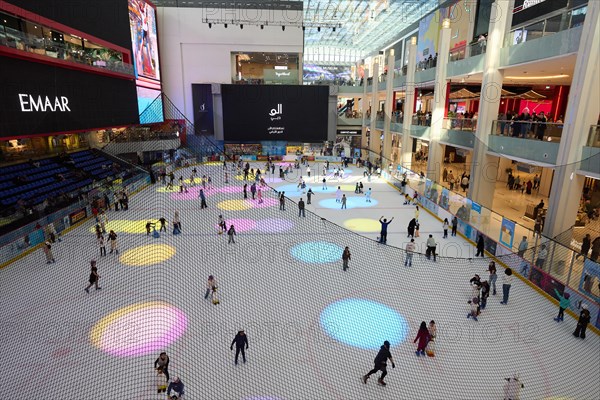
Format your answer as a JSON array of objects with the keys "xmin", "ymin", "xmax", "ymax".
[
  {"xmin": 184, "ymin": 178, "xmax": 202, "ymax": 184},
  {"xmin": 156, "ymin": 186, "xmax": 180, "ymax": 193},
  {"xmin": 234, "ymin": 174, "xmax": 256, "ymax": 181},
  {"xmin": 339, "ymin": 184, "xmax": 357, "ymax": 192},
  {"xmin": 204, "ymin": 161, "xmax": 222, "ymax": 166},
  {"xmin": 217, "ymin": 199, "xmax": 252, "ymax": 211},
  {"xmin": 343, "ymin": 218, "xmax": 381, "ymax": 233},
  {"xmin": 119, "ymin": 244, "xmax": 176, "ymax": 267},
  {"xmin": 89, "ymin": 220, "xmax": 150, "ymax": 234}
]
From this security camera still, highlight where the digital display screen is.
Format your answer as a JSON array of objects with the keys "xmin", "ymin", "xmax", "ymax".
[
  {"xmin": 221, "ymin": 85, "xmax": 329, "ymax": 142},
  {"xmin": 137, "ymin": 86, "xmax": 164, "ymax": 123},
  {"xmin": 0, "ymin": 57, "xmax": 139, "ymax": 137},
  {"xmin": 128, "ymin": 0, "xmax": 161, "ymax": 84}
]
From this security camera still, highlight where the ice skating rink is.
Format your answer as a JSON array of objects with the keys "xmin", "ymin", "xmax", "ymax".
[{"xmin": 0, "ymin": 162, "xmax": 598, "ymax": 400}]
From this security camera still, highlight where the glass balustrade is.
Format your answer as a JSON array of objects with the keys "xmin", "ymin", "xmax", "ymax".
[
  {"xmin": 443, "ymin": 117, "xmax": 478, "ymax": 131},
  {"xmin": 449, "ymin": 40, "xmax": 488, "ymax": 62},
  {"xmin": 504, "ymin": 5, "xmax": 587, "ymax": 47},
  {"xmin": 491, "ymin": 120, "xmax": 564, "ymax": 142}
]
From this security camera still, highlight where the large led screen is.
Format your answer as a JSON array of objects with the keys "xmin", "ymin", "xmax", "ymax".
[
  {"xmin": 220, "ymin": 85, "xmax": 329, "ymax": 142},
  {"xmin": 0, "ymin": 57, "xmax": 139, "ymax": 137},
  {"xmin": 129, "ymin": 0, "xmax": 161, "ymax": 84}
]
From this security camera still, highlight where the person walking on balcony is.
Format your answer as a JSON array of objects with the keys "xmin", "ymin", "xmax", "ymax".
[{"xmin": 576, "ymin": 234, "xmax": 591, "ymax": 260}]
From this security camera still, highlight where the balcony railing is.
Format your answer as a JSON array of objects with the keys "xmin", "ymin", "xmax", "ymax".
[
  {"xmin": 491, "ymin": 120, "xmax": 564, "ymax": 142},
  {"xmin": 443, "ymin": 117, "xmax": 478, "ymax": 131},
  {"xmin": 504, "ymin": 5, "xmax": 587, "ymax": 47},
  {"xmin": 412, "ymin": 114, "xmax": 431, "ymax": 126},
  {"xmin": 0, "ymin": 29, "xmax": 133, "ymax": 76},
  {"xmin": 449, "ymin": 40, "xmax": 488, "ymax": 62},
  {"xmin": 587, "ymin": 125, "xmax": 600, "ymax": 148}
]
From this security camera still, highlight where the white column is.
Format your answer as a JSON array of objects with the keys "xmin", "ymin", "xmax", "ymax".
[
  {"xmin": 426, "ymin": 18, "xmax": 451, "ymax": 182},
  {"xmin": 383, "ymin": 50, "xmax": 396, "ymax": 162},
  {"xmin": 468, "ymin": 0, "xmax": 514, "ymax": 209},
  {"xmin": 401, "ymin": 37, "xmax": 417, "ymax": 170},
  {"xmin": 361, "ymin": 67, "xmax": 370, "ymax": 151},
  {"xmin": 370, "ymin": 63, "xmax": 380, "ymax": 155},
  {"xmin": 544, "ymin": 0, "xmax": 600, "ymax": 237}
]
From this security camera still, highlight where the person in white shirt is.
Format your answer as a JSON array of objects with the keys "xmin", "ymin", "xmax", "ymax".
[
  {"xmin": 535, "ymin": 244, "xmax": 548, "ymax": 270},
  {"xmin": 336, "ymin": 186, "xmax": 342, "ymax": 203},
  {"xmin": 204, "ymin": 275, "xmax": 217, "ymax": 300},
  {"xmin": 500, "ymin": 268, "xmax": 514, "ymax": 305},
  {"xmin": 405, "ymin": 239, "xmax": 416, "ymax": 267},
  {"xmin": 426, "ymin": 235, "xmax": 437, "ymax": 261},
  {"xmin": 306, "ymin": 165, "xmax": 311, "ymax": 178}
]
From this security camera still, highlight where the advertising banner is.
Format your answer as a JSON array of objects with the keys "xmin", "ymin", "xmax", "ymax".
[
  {"xmin": 192, "ymin": 84, "xmax": 215, "ymax": 135},
  {"xmin": 500, "ymin": 218, "xmax": 516, "ymax": 249},
  {"xmin": 417, "ymin": 10, "xmax": 441, "ymax": 62},
  {"xmin": 221, "ymin": 85, "xmax": 329, "ymax": 142},
  {"xmin": 263, "ymin": 69, "xmax": 299, "ymax": 85},
  {"xmin": 439, "ymin": 188, "xmax": 450, "ymax": 210},
  {"xmin": 579, "ymin": 260, "xmax": 600, "ymax": 303},
  {"xmin": 128, "ymin": 0, "xmax": 161, "ymax": 83},
  {"xmin": 0, "ymin": 57, "xmax": 138, "ymax": 137},
  {"xmin": 69, "ymin": 208, "xmax": 88, "ymax": 226}
]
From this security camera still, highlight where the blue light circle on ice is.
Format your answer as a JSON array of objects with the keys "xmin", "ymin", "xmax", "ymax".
[
  {"xmin": 320, "ymin": 299, "xmax": 408, "ymax": 349},
  {"xmin": 273, "ymin": 184, "xmax": 304, "ymax": 198},
  {"xmin": 290, "ymin": 241, "xmax": 344, "ymax": 264},
  {"xmin": 318, "ymin": 196, "xmax": 379, "ymax": 209}
]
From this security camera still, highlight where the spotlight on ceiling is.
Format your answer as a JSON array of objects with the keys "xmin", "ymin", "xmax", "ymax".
[
  {"xmin": 240, "ymin": 24, "xmax": 243, "ymax": 29},
  {"xmin": 208, "ymin": 22, "xmax": 212, "ymax": 28},
  {"xmin": 282, "ymin": 25, "xmax": 285, "ymax": 31}
]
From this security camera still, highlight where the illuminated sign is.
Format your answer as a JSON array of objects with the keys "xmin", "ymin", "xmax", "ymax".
[{"xmin": 19, "ymin": 94, "xmax": 71, "ymax": 112}]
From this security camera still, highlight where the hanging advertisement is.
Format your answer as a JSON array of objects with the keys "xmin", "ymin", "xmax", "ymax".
[
  {"xmin": 192, "ymin": 84, "xmax": 215, "ymax": 135},
  {"xmin": 417, "ymin": 10, "xmax": 441, "ymax": 62},
  {"xmin": 500, "ymin": 218, "xmax": 516, "ymax": 249},
  {"xmin": 129, "ymin": 0, "xmax": 161, "ymax": 84}
]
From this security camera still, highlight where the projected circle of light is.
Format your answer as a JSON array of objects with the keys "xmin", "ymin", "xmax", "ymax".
[
  {"xmin": 119, "ymin": 244, "xmax": 176, "ymax": 267},
  {"xmin": 216, "ymin": 218, "xmax": 256, "ymax": 233},
  {"xmin": 245, "ymin": 198, "xmax": 278, "ymax": 209},
  {"xmin": 234, "ymin": 175, "xmax": 257, "ymax": 181},
  {"xmin": 320, "ymin": 299, "xmax": 408, "ymax": 349},
  {"xmin": 255, "ymin": 218, "xmax": 294, "ymax": 233},
  {"xmin": 90, "ymin": 301, "xmax": 187, "ymax": 357},
  {"xmin": 270, "ymin": 184, "xmax": 304, "ymax": 198},
  {"xmin": 216, "ymin": 186, "xmax": 246, "ymax": 194},
  {"xmin": 89, "ymin": 220, "xmax": 149, "ymax": 234},
  {"xmin": 156, "ymin": 186, "xmax": 180, "ymax": 193},
  {"xmin": 203, "ymin": 161, "xmax": 222, "ymax": 166},
  {"xmin": 217, "ymin": 199, "xmax": 252, "ymax": 211},
  {"xmin": 310, "ymin": 184, "xmax": 355, "ymax": 194},
  {"xmin": 242, "ymin": 396, "xmax": 284, "ymax": 400},
  {"xmin": 318, "ymin": 197, "xmax": 379, "ymax": 210},
  {"xmin": 170, "ymin": 186, "xmax": 221, "ymax": 201},
  {"xmin": 290, "ymin": 241, "xmax": 344, "ymax": 264},
  {"xmin": 343, "ymin": 218, "xmax": 381, "ymax": 233}
]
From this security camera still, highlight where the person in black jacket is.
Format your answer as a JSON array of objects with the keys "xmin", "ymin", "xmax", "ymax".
[
  {"xmin": 573, "ymin": 305, "xmax": 591, "ymax": 339},
  {"xmin": 230, "ymin": 330, "xmax": 249, "ymax": 364},
  {"xmin": 362, "ymin": 340, "xmax": 395, "ymax": 386},
  {"xmin": 476, "ymin": 234, "xmax": 485, "ymax": 257}
]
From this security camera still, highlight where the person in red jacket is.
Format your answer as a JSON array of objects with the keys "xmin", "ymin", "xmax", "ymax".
[{"xmin": 414, "ymin": 321, "xmax": 430, "ymax": 356}]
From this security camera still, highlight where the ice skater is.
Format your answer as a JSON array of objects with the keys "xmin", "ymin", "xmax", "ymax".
[
  {"xmin": 173, "ymin": 211, "xmax": 181, "ymax": 232},
  {"xmin": 159, "ymin": 217, "xmax": 167, "ymax": 232},
  {"xmin": 98, "ymin": 234, "xmax": 106, "ymax": 257},
  {"xmin": 451, "ymin": 216, "xmax": 458, "ymax": 236},
  {"xmin": 488, "ymin": 261, "xmax": 497, "ymax": 295},
  {"xmin": 298, "ymin": 198, "xmax": 306, "ymax": 217},
  {"xmin": 573, "ymin": 304, "xmax": 591, "ymax": 339},
  {"xmin": 108, "ymin": 230, "xmax": 118, "ymax": 254},
  {"xmin": 426, "ymin": 235, "xmax": 437, "ymax": 261},
  {"xmin": 217, "ymin": 215, "xmax": 226, "ymax": 234},
  {"xmin": 154, "ymin": 352, "xmax": 170, "ymax": 382},
  {"xmin": 230, "ymin": 330, "xmax": 249, "ymax": 364},
  {"xmin": 204, "ymin": 275, "xmax": 217, "ymax": 300},
  {"xmin": 407, "ymin": 218, "xmax": 416, "ymax": 238},
  {"xmin": 98, "ymin": 210, "xmax": 108, "ymax": 233},
  {"xmin": 199, "ymin": 188, "xmax": 207, "ymax": 209},
  {"xmin": 476, "ymin": 234, "xmax": 485, "ymax": 257},
  {"xmin": 257, "ymin": 186, "xmax": 263, "ymax": 203},
  {"xmin": 307, "ymin": 188, "xmax": 314, "ymax": 205},
  {"xmin": 362, "ymin": 340, "xmax": 395, "ymax": 386},
  {"xmin": 467, "ymin": 297, "xmax": 479, "ymax": 321},
  {"xmin": 553, "ymin": 289, "xmax": 571, "ymax": 322},
  {"xmin": 167, "ymin": 377, "xmax": 184, "ymax": 399},
  {"xmin": 279, "ymin": 192, "xmax": 286, "ymax": 211},
  {"xmin": 342, "ymin": 246, "xmax": 351, "ymax": 271},
  {"xmin": 243, "ymin": 183, "xmax": 248, "ymax": 199},
  {"xmin": 442, "ymin": 218, "xmax": 449, "ymax": 238},
  {"xmin": 365, "ymin": 188, "xmax": 372, "ymax": 203},
  {"xmin": 250, "ymin": 183, "xmax": 257, "ymax": 199},
  {"xmin": 500, "ymin": 268, "xmax": 513, "ymax": 305},
  {"xmin": 378, "ymin": 216, "xmax": 393, "ymax": 244},
  {"xmin": 84, "ymin": 261, "xmax": 101, "ymax": 293},
  {"xmin": 336, "ymin": 186, "xmax": 342, "ymax": 203},
  {"xmin": 341, "ymin": 194, "xmax": 347, "ymax": 209},
  {"xmin": 227, "ymin": 225, "xmax": 236, "ymax": 244},
  {"xmin": 322, "ymin": 177, "xmax": 327, "ymax": 190},
  {"xmin": 414, "ymin": 321, "xmax": 430, "ymax": 356},
  {"xmin": 405, "ymin": 239, "xmax": 415, "ymax": 267}
]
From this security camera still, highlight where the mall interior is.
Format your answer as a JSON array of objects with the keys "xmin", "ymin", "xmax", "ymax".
[{"xmin": 0, "ymin": 0, "xmax": 599, "ymax": 398}]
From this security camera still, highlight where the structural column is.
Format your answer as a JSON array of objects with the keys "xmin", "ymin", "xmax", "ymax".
[
  {"xmin": 370, "ymin": 63, "xmax": 380, "ymax": 156},
  {"xmin": 383, "ymin": 50, "xmax": 396, "ymax": 163},
  {"xmin": 401, "ymin": 37, "xmax": 417, "ymax": 170},
  {"xmin": 468, "ymin": 0, "xmax": 514, "ymax": 209},
  {"xmin": 426, "ymin": 18, "xmax": 451, "ymax": 182},
  {"xmin": 544, "ymin": 0, "xmax": 599, "ymax": 237},
  {"xmin": 361, "ymin": 67, "xmax": 370, "ymax": 151}
]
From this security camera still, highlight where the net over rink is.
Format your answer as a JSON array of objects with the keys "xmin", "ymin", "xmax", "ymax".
[{"xmin": 0, "ymin": 161, "xmax": 598, "ymax": 400}]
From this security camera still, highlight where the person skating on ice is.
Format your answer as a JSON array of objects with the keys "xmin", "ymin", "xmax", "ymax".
[
  {"xmin": 279, "ymin": 192, "xmax": 286, "ymax": 211},
  {"xmin": 167, "ymin": 376, "xmax": 184, "ymax": 399},
  {"xmin": 306, "ymin": 188, "xmax": 314, "ymax": 205},
  {"xmin": 154, "ymin": 352, "xmax": 170, "ymax": 382},
  {"xmin": 217, "ymin": 215, "xmax": 226, "ymax": 234},
  {"xmin": 488, "ymin": 261, "xmax": 498, "ymax": 295},
  {"xmin": 43, "ymin": 241, "xmax": 55, "ymax": 264},
  {"xmin": 405, "ymin": 239, "xmax": 415, "ymax": 266},
  {"xmin": 500, "ymin": 268, "xmax": 513, "ymax": 305},
  {"xmin": 204, "ymin": 275, "xmax": 217, "ymax": 300},
  {"xmin": 257, "ymin": 186, "xmax": 263, "ymax": 203},
  {"xmin": 362, "ymin": 340, "xmax": 395, "ymax": 386},
  {"xmin": 407, "ymin": 218, "xmax": 416, "ymax": 238},
  {"xmin": 467, "ymin": 297, "xmax": 479, "ymax": 321},
  {"xmin": 442, "ymin": 218, "xmax": 449, "ymax": 238},
  {"xmin": 553, "ymin": 288, "xmax": 571, "ymax": 322},
  {"xmin": 159, "ymin": 217, "xmax": 167, "ymax": 232},
  {"xmin": 97, "ymin": 234, "xmax": 106, "ymax": 257},
  {"xmin": 84, "ymin": 261, "xmax": 101, "ymax": 293},
  {"xmin": 476, "ymin": 234, "xmax": 485, "ymax": 257},
  {"xmin": 451, "ymin": 216, "xmax": 458, "ymax": 236},
  {"xmin": 227, "ymin": 225, "xmax": 236, "ymax": 244},
  {"xmin": 243, "ymin": 183, "xmax": 248, "ymax": 199},
  {"xmin": 342, "ymin": 246, "xmax": 351, "ymax": 271},
  {"xmin": 173, "ymin": 211, "xmax": 181, "ymax": 232},
  {"xmin": 480, "ymin": 280, "xmax": 490, "ymax": 310},
  {"xmin": 426, "ymin": 235, "xmax": 437, "ymax": 261},
  {"xmin": 250, "ymin": 182, "xmax": 257, "ymax": 199},
  {"xmin": 199, "ymin": 188, "xmax": 207, "ymax": 209},
  {"xmin": 414, "ymin": 321, "xmax": 430, "ymax": 356},
  {"xmin": 107, "ymin": 230, "xmax": 118, "ymax": 254},
  {"xmin": 365, "ymin": 188, "xmax": 372, "ymax": 203},
  {"xmin": 322, "ymin": 177, "xmax": 327, "ymax": 190},
  {"xmin": 230, "ymin": 330, "xmax": 249, "ymax": 364},
  {"xmin": 378, "ymin": 216, "xmax": 393, "ymax": 244},
  {"xmin": 336, "ymin": 186, "xmax": 342, "ymax": 203},
  {"xmin": 341, "ymin": 194, "xmax": 347, "ymax": 209},
  {"xmin": 573, "ymin": 304, "xmax": 591, "ymax": 339}
]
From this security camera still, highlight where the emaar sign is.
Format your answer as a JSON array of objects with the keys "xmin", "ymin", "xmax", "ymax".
[{"xmin": 18, "ymin": 94, "xmax": 71, "ymax": 112}]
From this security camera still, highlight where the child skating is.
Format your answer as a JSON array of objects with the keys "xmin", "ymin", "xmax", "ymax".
[
  {"xmin": 365, "ymin": 188, "xmax": 372, "ymax": 203},
  {"xmin": 362, "ymin": 340, "xmax": 395, "ymax": 386},
  {"xmin": 553, "ymin": 289, "xmax": 571, "ymax": 322},
  {"xmin": 414, "ymin": 321, "xmax": 430, "ymax": 356}
]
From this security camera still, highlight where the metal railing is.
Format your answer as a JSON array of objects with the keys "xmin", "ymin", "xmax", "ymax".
[
  {"xmin": 491, "ymin": 120, "xmax": 564, "ymax": 142},
  {"xmin": 504, "ymin": 5, "xmax": 587, "ymax": 47},
  {"xmin": 0, "ymin": 29, "xmax": 133, "ymax": 75},
  {"xmin": 412, "ymin": 114, "xmax": 431, "ymax": 126}
]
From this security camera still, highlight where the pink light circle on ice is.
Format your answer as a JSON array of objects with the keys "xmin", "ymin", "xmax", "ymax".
[
  {"xmin": 90, "ymin": 302, "xmax": 187, "ymax": 357},
  {"xmin": 242, "ymin": 397, "xmax": 283, "ymax": 400},
  {"xmin": 217, "ymin": 218, "xmax": 256, "ymax": 233},
  {"xmin": 216, "ymin": 186, "xmax": 243, "ymax": 194},
  {"xmin": 255, "ymin": 218, "xmax": 294, "ymax": 233},
  {"xmin": 245, "ymin": 198, "xmax": 278, "ymax": 208},
  {"xmin": 169, "ymin": 186, "xmax": 219, "ymax": 201}
]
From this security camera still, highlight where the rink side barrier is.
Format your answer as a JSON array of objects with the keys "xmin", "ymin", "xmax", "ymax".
[
  {"xmin": 0, "ymin": 174, "xmax": 151, "ymax": 270},
  {"xmin": 383, "ymin": 172, "xmax": 600, "ymax": 335}
]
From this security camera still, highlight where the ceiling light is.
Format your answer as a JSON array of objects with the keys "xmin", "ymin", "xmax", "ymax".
[
  {"xmin": 545, "ymin": 85, "xmax": 550, "ymax": 89},
  {"xmin": 505, "ymin": 75, "xmax": 569, "ymax": 80}
]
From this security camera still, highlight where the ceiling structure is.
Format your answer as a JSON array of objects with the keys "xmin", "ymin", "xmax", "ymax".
[{"xmin": 153, "ymin": 0, "xmax": 444, "ymax": 65}]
